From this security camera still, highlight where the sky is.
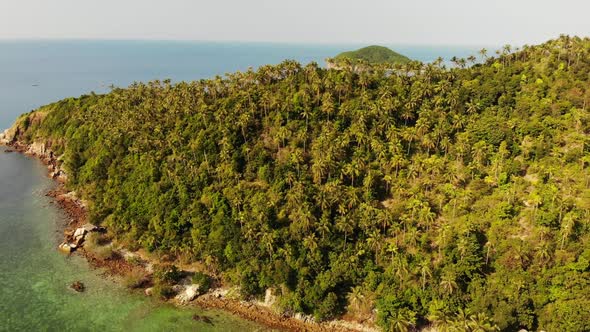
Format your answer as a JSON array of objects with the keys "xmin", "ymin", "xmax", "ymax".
[{"xmin": 0, "ymin": 0, "xmax": 588, "ymax": 45}]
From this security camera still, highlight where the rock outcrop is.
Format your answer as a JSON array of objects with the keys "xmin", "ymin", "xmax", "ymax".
[
  {"xmin": 176, "ymin": 284, "xmax": 202, "ymax": 304},
  {"xmin": 0, "ymin": 131, "xmax": 7, "ymax": 145},
  {"xmin": 0, "ymin": 127, "xmax": 16, "ymax": 145},
  {"xmin": 264, "ymin": 288, "xmax": 277, "ymax": 307},
  {"xmin": 58, "ymin": 222, "xmax": 102, "ymax": 254},
  {"xmin": 0, "ymin": 119, "xmax": 69, "ymax": 183},
  {"xmin": 73, "ymin": 227, "xmax": 86, "ymax": 240},
  {"xmin": 58, "ymin": 242, "xmax": 76, "ymax": 253},
  {"xmin": 26, "ymin": 142, "xmax": 47, "ymax": 156},
  {"xmin": 293, "ymin": 312, "xmax": 316, "ymax": 324},
  {"xmin": 82, "ymin": 223, "xmax": 100, "ymax": 232}
]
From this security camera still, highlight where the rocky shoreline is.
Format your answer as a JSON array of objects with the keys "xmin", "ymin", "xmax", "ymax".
[{"xmin": 0, "ymin": 130, "xmax": 378, "ymax": 332}]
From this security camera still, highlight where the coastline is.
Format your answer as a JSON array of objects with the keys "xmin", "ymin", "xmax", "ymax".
[{"xmin": 0, "ymin": 135, "xmax": 378, "ymax": 332}]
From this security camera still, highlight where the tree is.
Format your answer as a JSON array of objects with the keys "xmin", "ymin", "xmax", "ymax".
[
  {"xmin": 346, "ymin": 286, "xmax": 366, "ymax": 314},
  {"xmin": 479, "ymin": 48, "xmax": 488, "ymax": 61},
  {"xmin": 440, "ymin": 270, "xmax": 458, "ymax": 296}
]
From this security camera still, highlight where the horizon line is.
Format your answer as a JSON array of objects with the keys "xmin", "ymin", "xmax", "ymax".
[{"xmin": 0, "ymin": 37, "xmax": 501, "ymax": 48}]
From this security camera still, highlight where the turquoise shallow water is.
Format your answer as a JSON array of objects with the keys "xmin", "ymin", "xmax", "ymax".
[{"xmin": 0, "ymin": 146, "xmax": 269, "ymax": 331}]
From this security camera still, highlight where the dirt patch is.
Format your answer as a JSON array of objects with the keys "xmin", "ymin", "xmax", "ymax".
[{"xmin": 193, "ymin": 296, "xmax": 359, "ymax": 332}]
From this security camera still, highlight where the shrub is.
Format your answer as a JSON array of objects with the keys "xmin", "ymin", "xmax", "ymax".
[
  {"xmin": 153, "ymin": 264, "xmax": 182, "ymax": 285},
  {"xmin": 94, "ymin": 245, "xmax": 115, "ymax": 260},
  {"xmin": 152, "ymin": 284, "xmax": 175, "ymax": 299},
  {"xmin": 124, "ymin": 268, "xmax": 147, "ymax": 289},
  {"xmin": 315, "ymin": 292, "xmax": 340, "ymax": 321},
  {"xmin": 191, "ymin": 271, "xmax": 212, "ymax": 292},
  {"xmin": 125, "ymin": 255, "xmax": 143, "ymax": 266},
  {"xmin": 84, "ymin": 232, "xmax": 110, "ymax": 251}
]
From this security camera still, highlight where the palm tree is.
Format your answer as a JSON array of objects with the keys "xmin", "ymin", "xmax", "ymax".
[
  {"xmin": 386, "ymin": 308, "xmax": 416, "ymax": 332},
  {"xmin": 303, "ymin": 233, "xmax": 318, "ymax": 252},
  {"xmin": 451, "ymin": 308, "xmax": 471, "ymax": 331},
  {"xmin": 366, "ymin": 229, "xmax": 383, "ymax": 255},
  {"xmin": 385, "ymin": 239, "xmax": 398, "ymax": 262},
  {"xmin": 535, "ymin": 241, "xmax": 552, "ymax": 266},
  {"xmin": 321, "ymin": 92, "xmax": 335, "ymax": 121},
  {"xmin": 402, "ymin": 128, "xmax": 418, "ymax": 156},
  {"xmin": 317, "ymin": 215, "xmax": 332, "ymax": 240},
  {"xmin": 478, "ymin": 48, "xmax": 488, "ymax": 61},
  {"xmin": 341, "ymin": 162, "xmax": 360, "ymax": 186},
  {"xmin": 528, "ymin": 191, "xmax": 542, "ymax": 222},
  {"xmin": 466, "ymin": 100, "xmax": 480, "ymax": 114},
  {"xmin": 560, "ymin": 211, "xmax": 576, "ymax": 249},
  {"xmin": 440, "ymin": 270, "xmax": 458, "ymax": 296},
  {"xmin": 346, "ymin": 286, "xmax": 365, "ymax": 314},
  {"xmin": 260, "ymin": 231, "xmax": 276, "ymax": 256},
  {"xmin": 468, "ymin": 312, "xmax": 500, "ymax": 331},
  {"xmin": 336, "ymin": 216, "xmax": 353, "ymax": 250},
  {"xmin": 418, "ymin": 259, "xmax": 432, "ymax": 290}
]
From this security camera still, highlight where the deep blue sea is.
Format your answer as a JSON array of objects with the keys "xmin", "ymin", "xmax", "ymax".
[{"xmin": 0, "ymin": 40, "xmax": 488, "ymax": 129}]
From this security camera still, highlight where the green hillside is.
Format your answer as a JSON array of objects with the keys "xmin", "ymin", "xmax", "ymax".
[
  {"xmin": 7, "ymin": 36, "xmax": 590, "ymax": 331},
  {"xmin": 334, "ymin": 45, "xmax": 411, "ymax": 64}
]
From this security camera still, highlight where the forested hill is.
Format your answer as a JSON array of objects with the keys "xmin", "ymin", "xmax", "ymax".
[
  {"xmin": 332, "ymin": 45, "xmax": 411, "ymax": 65},
  {"xmin": 9, "ymin": 35, "xmax": 590, "ymax": 331}
]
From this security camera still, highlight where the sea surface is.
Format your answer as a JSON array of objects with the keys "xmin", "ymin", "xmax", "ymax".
[{"xmin": 0, "ymin": 40, "xmax": 487, "ymax": 331}]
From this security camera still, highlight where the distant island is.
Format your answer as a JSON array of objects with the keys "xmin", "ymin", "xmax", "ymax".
[{"xmin": 327, "ymin": 45, "xmax": 411, "ymax": 69}]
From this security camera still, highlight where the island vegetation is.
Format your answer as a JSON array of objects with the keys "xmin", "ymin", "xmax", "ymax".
[
  {"xmin": 332, "ymin": 45, "xmax": 411, "ymax": 66},
  {"xmin": 6, "ymin": 35, "xmax": 590, "ymax": 331}
]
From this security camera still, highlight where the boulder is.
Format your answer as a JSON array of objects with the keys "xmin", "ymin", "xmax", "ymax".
[
  {"xmin": 50, "ymin": 170, "xmax": 64, "ymax": 179},
  {"xmin": 264, "ymin": 288, "xmax": 277, "ymax": 307},
  {"xmin": 0, "ymin": 128, "xmax": 16, "ymax": 145},
  {"xmin": 82, "ymin": 223, "xmax": 99, "ymax": 232},
  {"xmin": 294, "ymin": 312, "xmax": 315, "ymax": 323},
  {"xmin": 56, "ymin": 172, "xmax": 68, "ymax": 182},
  {"xmin": 73, "ymin": 227, "xmax": 86, "ymax": 241},
  {"xmin": 26, "ymin": 142, "xmax": 46, "ymax": 156},
  {"xmin": 0, "ymin": 130, "xmax": 7, "ymax": 145},
  {"xmin": 176, "ymin": 284, "xmax": 201, "ymax": 304},
  {"xmin": 58, "ymin": 242, "xmax": 74, "ymax": 253},
  {"xmin": 210, "ymin": 288, "xmax": 228, "ymax": 298},
  {"xmin": 71, "ymin": 280, "xmax": 85, "ymax": 292},
  {"xmin": 75, "ymin": 236, "xmax": 84, "ymax": 247},
  {"xmin": 144, "ymin": 287, "xmax": 153, "ymax": 296},
  {"xmin": 172, "ymin": 284, "xmax": 184, "ymax": 293}
]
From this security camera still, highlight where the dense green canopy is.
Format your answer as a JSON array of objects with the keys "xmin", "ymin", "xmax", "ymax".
[
  {"xmin": 333, "ymin": 45, "xmax": 411, "ymax": 65},
  {"xmin": 12, "ymin": 35, "xmax": 590, "ymax": 331}
]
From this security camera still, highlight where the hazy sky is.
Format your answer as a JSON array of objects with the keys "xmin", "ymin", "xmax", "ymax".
[{"xmin": 0, "ymin": 0, "xmax": 588, "ymax": 45}]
